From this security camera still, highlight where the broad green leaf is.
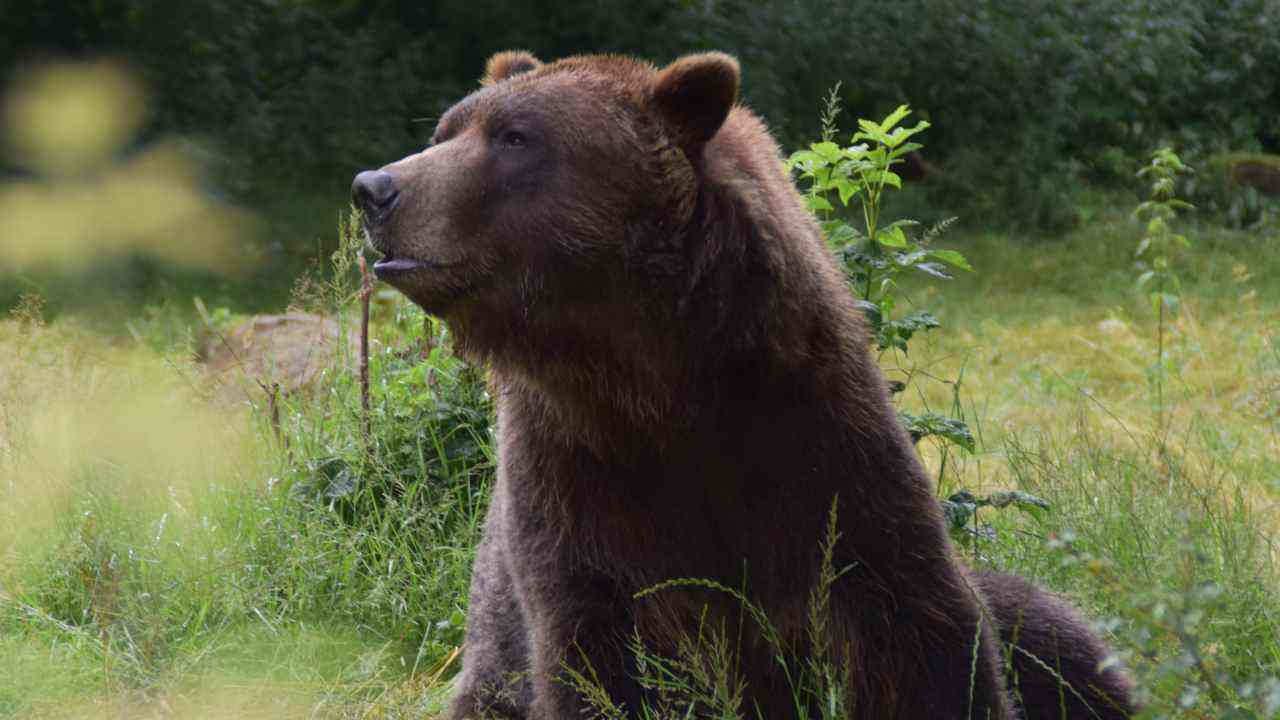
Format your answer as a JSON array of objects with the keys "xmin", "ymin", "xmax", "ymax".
[
  {"xmin": 986, "ymin": 490, "xmax": 1051, "ymax": 521},
  {"xmin": 787, "ymin": 150, "xmax": 820, "ymax": 169},
  {"xmin": 902, "ymin": 412, "xmax": 974, "ymax": 451},
  {"xmin": 894, "ymin": 249, "xmax": 929, "ymax": 268},
  {"xmin": 941, "ymin": 497, "xmax": 977, "ymax": 530},
  {"xmin": 805, "ymin": 195, "xmax": 834, "ymax": 212},
  {"xmin": 880, "ymin": 104, "xmax": 912, "ymax": 133},
  {"xmin": 877, "ymin": 226, "xmax": 909, "ymax": 248},
  {"xmin": 852, "ymin": 128, "xmax": 889, "ymax": 146},
  {"xmin": 823, "ymin": 221, "xmax": 859, "ymax": 247},
  {"xmin": 813, "ymin": 165, "xmax": 832, "ymax": 188},
  {"xmin": 914, "ymin": 262, "xmax": 952, "ymax": 279},
  {"xmin": 811, "ymin": 141, "xmax": 843, "ymax": 163},
  {"xmin": 927, "ymin": 249, "xmax": 972, "ymax": 271},
  {"xmin": 835, "ymin": 179, "xmax": 858, "ymax": 206},
  {"xmin": 885, "ymin": 120, "xmax": 930, "ymax": 149},
  {"xmin": 843, "ymin": 143, "xmax": 870, "ymax": 160},
  {"xmin": 887, "ymin": 142, "xmax": 924, "ymax": 161},
  {"xmin": 879, "ymin": 171, "xmax": 902, "ymax": 189},
  {"xmin": 856, "ymin": 117, "xmax": 883, "ymax": 135},
  {"xmin": 1132, "ymin": 200, "xmax": 1157, "ymax": 219},
  {"xmin": 855, "ymin": 299, "xmax": 882, "ymax": 325},
  {"xmin": 820, "ymin": 219, "xmax": 845, "ymax": 235}
]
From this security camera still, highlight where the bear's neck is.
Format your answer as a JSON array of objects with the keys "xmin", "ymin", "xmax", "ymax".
[
  {"xmin": 470, "ymin": 238, "xmax": 892, "ymax": 463},
  {"xmin": 477, "ymin": 293, "xmax": 702, "ymax": 451}
]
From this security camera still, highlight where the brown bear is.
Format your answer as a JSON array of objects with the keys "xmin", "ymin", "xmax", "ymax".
[{"xmin": 352, "ymin": 50, "xmax": 1135, "ymax": 719}]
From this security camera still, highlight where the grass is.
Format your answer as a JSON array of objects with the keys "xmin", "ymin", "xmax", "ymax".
[
  {"xmin": 1, "ymin": 202, "xmax": 1278, "ymax": 718},
  {"xmin": 893, "ymin": 207, "xmax": 1280, "ymax": 715},
  {"xmin": 0, "ymin": 265, "xmax": 487, "ymax": 718}
]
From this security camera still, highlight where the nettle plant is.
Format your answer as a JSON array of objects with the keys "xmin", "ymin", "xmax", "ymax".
[
  {"xmin": 788, "ymin": 91, "xmax": 1047, "ymax": 546},
  {"xmin": 788, "ymin": 92, "xmax": 969, "ymax": 358},
  {"xmin": 1133, "ymin": 148, "xmax": 1194, "ymax": 432}
]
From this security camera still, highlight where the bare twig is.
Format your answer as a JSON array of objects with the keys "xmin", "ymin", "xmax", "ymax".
[
  {"xmin": 358, "ymin": 255, "xmax": 374, "ymax": 453},
  {"xmin": 266, "ymin": 382, "xmax": 283, "ymax": 448}
]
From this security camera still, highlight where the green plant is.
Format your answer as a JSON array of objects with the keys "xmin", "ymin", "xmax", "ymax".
[
  {"xmin": 1133, "ymin": 147, "xmax": 1194, "ymax": 433},
  {"xmin": 1044, "ymin": 527, "xmax": 1280, "ymax": 719},
  {"xmin": 787, "ymin": 96, "xmax": 1043, "ymax": 546},
  {"xmin": 787, "ymin": 95, "xmax": 969, "ymax": 426},
  {"xmin": 788, "ymin": 95, "xmax": 968, "ymax": 355},
  {"xmin": 942, "ymin": 489, "xmax": 1051, "ymax": 551}
]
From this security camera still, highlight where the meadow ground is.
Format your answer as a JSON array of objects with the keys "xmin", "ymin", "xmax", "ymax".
[{"xmin": 1, "ymin": 204, "xmax": 1277, "ymax": 718}]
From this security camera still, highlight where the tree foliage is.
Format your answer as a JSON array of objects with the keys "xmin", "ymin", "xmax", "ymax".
[{"xmin": 3, "ymin": 0, "xmax": 1276, "ymax": 231}]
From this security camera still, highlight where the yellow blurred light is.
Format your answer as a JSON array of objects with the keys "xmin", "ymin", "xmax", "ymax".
[
  {"xmin": 0, "ymin": 64, "xmax": 248, "ymax": 273},
  {"xmin": 3, "ymin": 62, "xmax": 146, "ymax": 176}
]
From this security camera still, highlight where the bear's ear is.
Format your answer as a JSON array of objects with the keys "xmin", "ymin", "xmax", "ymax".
[
  {"xmin": 482, "ymin": 51, "xmax": 543, "ymax": 86},
  {"xmin": 651, "ymin": 52, "xmax": 740, "ymax": 155}
]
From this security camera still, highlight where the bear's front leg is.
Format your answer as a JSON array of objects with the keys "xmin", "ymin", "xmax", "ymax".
[
  {"xmin": 846, "ymin": 577, "xmax": 1016, "ymax": 719},
  {"xmin": 911, "ymin": 605, "xmax": 1015, "ymax": 720},
  {"xmin": 523, "ymin": 577, "xmax": 642, "ymax": 720},
  {"xmin": 449, "ymin": 494, "xmax": 533, "ymax": 720}
]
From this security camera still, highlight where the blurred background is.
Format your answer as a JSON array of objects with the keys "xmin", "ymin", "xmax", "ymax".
[{"xmin": 3, "ymin": 0, "xmax": 1278, "ymax": 316}]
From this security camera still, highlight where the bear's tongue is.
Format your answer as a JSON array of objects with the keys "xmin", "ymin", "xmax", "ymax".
[{"xmin": 372, "ymin": 257, "xmax": 428, "ymax": 280}]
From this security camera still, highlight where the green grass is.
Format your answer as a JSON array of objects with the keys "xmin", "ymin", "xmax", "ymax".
[
  {"xmin": 891, "ymin": 207, "xmax": 1280, "ymax": 715},
  {"xmin": 2, "ymin": 203, "xmax": 1278, "ymax": 718},
  {"xmin": 0, "ymin": 269, "xmax": 488, "ymax": 718}
]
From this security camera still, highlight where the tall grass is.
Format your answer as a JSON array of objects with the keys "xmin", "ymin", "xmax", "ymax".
[
  {"xmin": 901, "ymin": 210, "xmax": 1280, "ymax": 717},
  {"xmin": 0, "ymin": 224, "xmax": 492, "ymax": 717}
]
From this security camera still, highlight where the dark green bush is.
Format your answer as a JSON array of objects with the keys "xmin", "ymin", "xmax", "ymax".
[{"xmin": 4, "ymin": 0, "xmax": 1276, "ymax": 236}]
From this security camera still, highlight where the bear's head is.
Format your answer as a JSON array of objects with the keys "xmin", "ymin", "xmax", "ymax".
[{"xmin": 352, "ymin": 52, "xmax": 743, "ymax": 361}]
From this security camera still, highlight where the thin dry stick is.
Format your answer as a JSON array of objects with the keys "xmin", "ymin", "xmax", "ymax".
[
  {"xmin": 266, "ymin": 382, "xmax": 284, "ymax": 448},
  {"xmin": 358, "ymin": 255, "xmax": 374, "ymax": 451}
]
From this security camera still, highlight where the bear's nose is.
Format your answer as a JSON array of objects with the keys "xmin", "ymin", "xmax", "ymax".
[{"xmin": 351, "ymin": 170, "xmax": 399, "ymax": 218}]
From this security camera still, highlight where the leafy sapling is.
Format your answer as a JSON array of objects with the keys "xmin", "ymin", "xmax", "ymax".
[
  {"xmin": 1133, "ymin": 148, "xmax": 1194, "ymax": 434},
  {"xmin": 787, "ymin": 100, "xmax": 970, "ymax": 455},
  {"xmin": 788, "ymin": 96, "xmax": 1045, "ymax": 548},
  {"xmin": 788, "ymin": 100, "xmax": 971, "ymax": 356}
]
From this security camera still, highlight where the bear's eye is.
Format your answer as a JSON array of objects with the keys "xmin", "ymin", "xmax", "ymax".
[{"xmin": 498, "ymin": 129, "xmax": 529, "ymax": 149}]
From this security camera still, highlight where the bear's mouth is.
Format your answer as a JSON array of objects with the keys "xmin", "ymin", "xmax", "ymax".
[
  {"xmin": 368, "ymin": 245, "xmax": 477, "ymax": 314},
  {"xmin": 372, "ymin": 255, "xmax": 430, "ymax": 280},
  {"xmin": 372, "ymin": 252, "xmax": 462, "ymax": 284}
]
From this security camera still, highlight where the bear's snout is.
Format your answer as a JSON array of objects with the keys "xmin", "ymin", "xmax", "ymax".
[{"xmin": 351, "ymin": 169, "xmax": 399, "ymax": 221}]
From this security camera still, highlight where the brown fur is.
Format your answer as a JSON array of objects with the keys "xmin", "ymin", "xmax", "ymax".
[
  {"xmin": 354, "ymin": 51, "xmax": 1134, "ymax": 719},
  {"xmin": 482, "ymin": 50, "xmax": 542, "ymax": 86}
]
